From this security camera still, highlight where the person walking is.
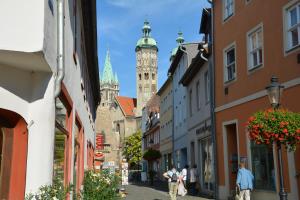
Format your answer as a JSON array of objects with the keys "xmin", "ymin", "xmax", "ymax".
[
  {"xmin": 189, "ymin": 164, "xmax": 198, "ymax": 195},
  {"xmin": 163, "ymin": 165, "xmax": 180, "ymax": 200},
  {"xmin": 236, "ymin": 161, "xmax": 254, "ymax": 200},
  {"xmin": 181, "ymin": 165, "xmax": 189, "ymax": 188}
]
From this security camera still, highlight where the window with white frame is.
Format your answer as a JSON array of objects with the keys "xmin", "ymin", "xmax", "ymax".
[
  {"xmin": 205, "ymin": 71, "xmax": 210, "ymax": 103},
  {"xmin": 286, "ymin": 2, "xmax": 300, "ymax": 50},
  {"xmin": 224, "ymin": 0, "xmax": 234, "ymax": 20},
  {"xmin": 224, "ymin": 45, "xmax": 236, "ymax": 82},
  {"xmin": 248, "ymin": 26, "xmax": 263, "ymax": 69}
]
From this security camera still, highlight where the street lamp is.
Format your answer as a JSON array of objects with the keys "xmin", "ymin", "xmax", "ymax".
[
  {"xmin": 266, "ymin": 76, "xmax": 284, "ymax": 109},
  {"xmin": 266, "ymin": 76, "xmax": 287, "ymax": 200}
]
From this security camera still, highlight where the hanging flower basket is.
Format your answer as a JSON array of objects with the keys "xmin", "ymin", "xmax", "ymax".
[
  {"xmin": 246, "ymin": 108, "xmax": 300, "ymax": 151},
  {"xmin": 143, "ymin": 149, "xmax": 162, "ymax": 161}
]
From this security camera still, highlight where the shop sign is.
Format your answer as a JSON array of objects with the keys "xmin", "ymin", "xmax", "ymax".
[{"xmin": 121, "ymin": 161, "xmax": 128, "ymax": 185}]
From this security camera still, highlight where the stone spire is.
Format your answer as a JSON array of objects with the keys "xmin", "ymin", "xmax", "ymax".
[
  {"xmin": 100, "ymin": 49, "xmax": 120, "ymax": 107},
  {"xmin": 102, "ymin": 50, "xmax": 114, "ymax": 84}
]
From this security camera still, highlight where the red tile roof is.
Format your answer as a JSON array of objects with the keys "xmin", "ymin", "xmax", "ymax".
[{"xmin": 115, "ymin": 96, "xmax": 137, "ymax": 117}]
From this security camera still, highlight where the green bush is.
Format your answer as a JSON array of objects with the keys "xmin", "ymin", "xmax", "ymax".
[
  {"xmin": 25, "ymin": 176, "xmax": 71, "ymax": 200},
  {"xmin": 80, "ymin": 170, "xmax": 120, "ymax": 200},
  {"xmin": 25, "ymin": 170, "xmax": 120, "ymax": 200}
]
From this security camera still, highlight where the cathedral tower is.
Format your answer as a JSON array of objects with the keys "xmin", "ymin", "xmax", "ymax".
[
  {"xmin": 135, "ymin": 20, "xmax": 158, "ymax": 116},
  {"xmin": 100, "ymin": 50, "xmax": 119, "ymax": 107}
]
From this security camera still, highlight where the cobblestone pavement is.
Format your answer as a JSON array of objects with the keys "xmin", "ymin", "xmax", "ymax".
[{"xmin": 124, "ymin": 184, "xmax": 213, "ymax": 200}]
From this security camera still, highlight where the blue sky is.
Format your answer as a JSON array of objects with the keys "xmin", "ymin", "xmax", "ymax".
[{"xmin": 96, "ymin": 0, "xmax": 210, "ymax": 97}]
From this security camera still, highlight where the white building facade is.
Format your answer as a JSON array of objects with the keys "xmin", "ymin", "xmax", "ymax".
[
  {"xmin": 181, "ymin": 52, "xmax": 213, "ymax": 196},
  {"xmin": 157, "ymin": 77, "xmax": 173, "ymax": 173},
  {"xmin": 168, "ymin": 43, "xmax": 198, "ymax": 170},
  {"xmin": 0, "ymin": 0, "xmax": 99, "ymax": 198}
]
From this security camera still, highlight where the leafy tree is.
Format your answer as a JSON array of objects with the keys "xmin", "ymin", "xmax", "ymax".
[{"xmin": 122, "ymin": 130, "xmax": 142, "ymax": 168}]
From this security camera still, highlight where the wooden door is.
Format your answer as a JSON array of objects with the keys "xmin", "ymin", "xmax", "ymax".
[{"xmin": 226, "ymin": 124, "xmax": 238, "ymax": 190}]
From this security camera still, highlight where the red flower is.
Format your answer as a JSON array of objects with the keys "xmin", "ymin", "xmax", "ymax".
[
  {"xmin": 283, "ymin": 129, "xmax": 288, "ymax": 134},
  {"xmin": 278, "ymin": 137, "xmax": 284, "ymax": 141},
  {"xmin": 248, "ymin": 116, "xmax": 255, "ymax": 122}
]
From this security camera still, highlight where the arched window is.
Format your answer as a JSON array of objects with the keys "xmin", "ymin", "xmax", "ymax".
[
  {"xmin": 152, "ymin": 73, "xmax": 155, "ymax": 79},
  {"xmin": 145, "ymin": 73, "xmax": 149, "ymax": 80},
  {"xmin": 116, "ymin": 123, "xmax": 120, "ymax": 135}
]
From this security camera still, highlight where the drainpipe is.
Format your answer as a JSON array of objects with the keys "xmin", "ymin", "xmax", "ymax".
[
  {"xmin": 200, "ymin": 51, "xmax": 208, "ymax": 62},
  {"xmin": 207, "ymin": 1, "xmax": 219, "ymax": 199},
  {"xmin": 54, "ymin": 0, "xmax": 65, "ymax": 98},
  {"xmin": 200, "ymin": 43, "xmax": 209, "ymax": 61},
  {"xmin": 168, "ymin": 73, "xmax": 176, "ymax": 168}
]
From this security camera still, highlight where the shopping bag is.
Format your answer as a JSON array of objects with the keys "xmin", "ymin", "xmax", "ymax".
[
  {"xmin": 235, "ymin": 186, "xmax": 242, "ymax": 200},
  {"xmin": 177, "ymin": 182, "xmax": 187, "ymax": 196}
]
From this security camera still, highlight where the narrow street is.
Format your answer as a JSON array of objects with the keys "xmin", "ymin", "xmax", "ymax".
[{"xmin": 124, "ymin": 183, "xmax": 212, "ymax": 200}]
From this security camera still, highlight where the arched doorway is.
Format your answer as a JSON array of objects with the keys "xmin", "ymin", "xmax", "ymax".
[{"xmin": 0, "ymin": 108, "xmax": 28, "ymax": 199}]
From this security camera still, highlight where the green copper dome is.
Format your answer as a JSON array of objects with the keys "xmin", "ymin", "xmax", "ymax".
[
  {"xmin": 170, "ymin": 31, "xmax": 185, "ymax": 61},
  {"xmin": 136, "ymin": 37, "xmax": 157, "ymax": 47},
  {"xmin": 171, "ymin": 46, "xmax": 179, "ymax": 57},
  {"xmin": 136, "ymin": 20, "xmax": 158, "ymax": 51}
]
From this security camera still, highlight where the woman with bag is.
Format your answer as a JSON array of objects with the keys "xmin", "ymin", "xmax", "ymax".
[{"xmin": 177, "ymin": 172, "xmax": 187, "ymax": 196}]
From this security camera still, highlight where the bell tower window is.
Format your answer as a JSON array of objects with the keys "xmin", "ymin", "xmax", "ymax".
[{"xmin": 145, "ymin": 73, "xmax": 149, "ymax": 80}]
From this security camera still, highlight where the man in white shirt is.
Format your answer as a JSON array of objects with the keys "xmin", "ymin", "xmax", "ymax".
[
  {"xmin": 181, "ymin": 165, "xmax": 189, "ymax": 187},
  {"xmin": 189, "ymin": 164, "xmax": 198, "ymax": 195}
]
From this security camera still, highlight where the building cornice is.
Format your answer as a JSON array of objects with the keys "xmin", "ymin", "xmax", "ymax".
[{"xmin": 215, "ymin": 77, "xmax": 300, "ymax": 112}]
